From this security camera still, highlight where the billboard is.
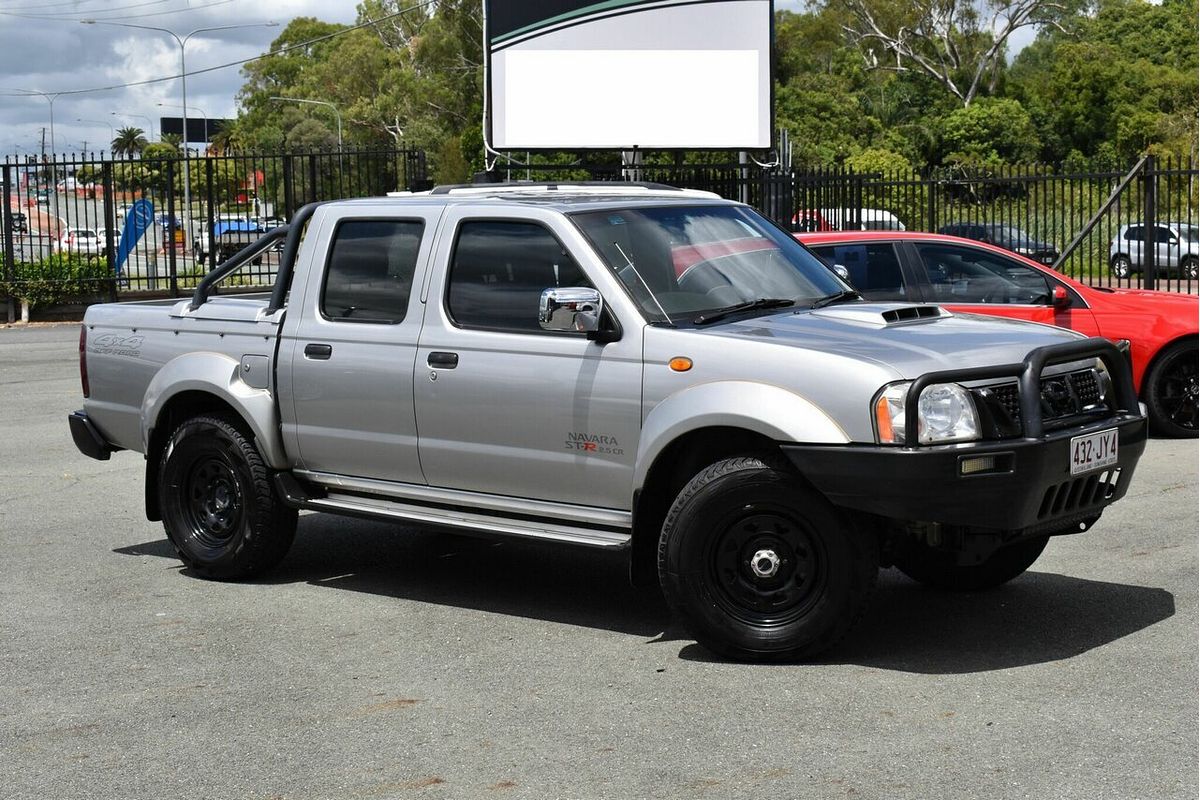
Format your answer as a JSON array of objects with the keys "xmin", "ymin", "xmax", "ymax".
[
  {"xmin": 485, "ymin": 0, "xmax": 773, "ymax": 151},
  {"xmin": 159, "ymin": 117, "xmax": 231, "ymax": 144}
]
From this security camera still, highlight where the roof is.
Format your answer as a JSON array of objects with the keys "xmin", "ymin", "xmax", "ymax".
[
  {"xmin": 795, "ymin": 230, "xmax": 961, "ymax": 245},
  {"xmin": 363, "ymin": 181, "xmax": 733, "ymax": 212}
]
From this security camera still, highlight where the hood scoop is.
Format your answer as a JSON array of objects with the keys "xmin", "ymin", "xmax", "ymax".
[{"xmin": 809, "ymin": 303, "xmax": 951, "ymax": 328}]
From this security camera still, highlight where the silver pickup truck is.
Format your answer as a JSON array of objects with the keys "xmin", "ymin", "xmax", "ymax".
[{"xmin": 69, "ymin": 183, "xmax": 1147, "ymax": 661}]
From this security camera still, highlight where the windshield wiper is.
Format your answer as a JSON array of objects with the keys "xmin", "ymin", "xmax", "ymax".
[
  {"xmin": 693, "ymin": 297, "xmax": 794, "ymax": 325},
  {"xmin": 810, "ymin": 289, "xmax": 862, "ymax": 309}
]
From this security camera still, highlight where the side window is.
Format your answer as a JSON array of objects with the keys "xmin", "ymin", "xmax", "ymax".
[
  {"xmin": 1124, "ymin": 226, "xmax": 1144, "ymax": 242},
  {"xmin": 917, "ymin": 244, "xmax": 1051, "ymax": 305},
  {"xmin": 447, "ymin": 221, "xmax": 590, "ymax": 333},
  {"xmin": 321, "ymin": 220, "xmax": 423, "ymax": 323},
  {"xmin": 1155, "ymin": 226, "xmax": 1178, "ymax": 244},
  {"xmin": 809, "ymin": 243, "xmax": 907, "ymax": 301}
]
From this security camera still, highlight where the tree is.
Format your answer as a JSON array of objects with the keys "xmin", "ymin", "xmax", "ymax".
[
  {"xmin": 936, "ymin": 97, "xmax": 1041, "ymax": 163},
  {"xmin": 111, "ymin": 126, "xmax": 148, "ymax": 157},
  {"xmin": 831, "ymin": 0, "xmax": 1078, "ymax": 106}
]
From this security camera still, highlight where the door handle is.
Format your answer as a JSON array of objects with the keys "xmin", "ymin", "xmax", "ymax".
[
  {"xmin": 304, "ymin": 343, "xmax": 332, "ymax": 360},
  {"xmin": 427, "ymin": 351, "xmax": 459, "ymax": 369}
]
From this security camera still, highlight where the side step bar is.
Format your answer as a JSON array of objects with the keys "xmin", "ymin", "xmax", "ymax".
[{"xmin": 274, "ymin": 473, "xmax": 630, "ymax": 550}]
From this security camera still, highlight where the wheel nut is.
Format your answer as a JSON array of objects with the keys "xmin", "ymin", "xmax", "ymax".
[{"xmin": 750, "ymin": 549, "xmax": 781, "ymax": 579}]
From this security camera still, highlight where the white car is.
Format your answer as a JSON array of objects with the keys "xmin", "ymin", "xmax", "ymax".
[{"xmin": 57, "ymin": 228, "xmax": 102, "ymax": 255}]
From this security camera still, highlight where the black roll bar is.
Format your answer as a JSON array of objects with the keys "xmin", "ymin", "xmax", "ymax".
[
  {"xmin": 188, "ymin": 226, "xmax": 289, "ymax": 310},
  {"xmin": 267, "ymin": 201, "xmax": 327, "ymax": 315}
]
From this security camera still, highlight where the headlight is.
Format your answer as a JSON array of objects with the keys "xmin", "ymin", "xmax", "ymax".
[{"xmin": 874, "ymin": 382, "xmax": 981, "ymax": 445}]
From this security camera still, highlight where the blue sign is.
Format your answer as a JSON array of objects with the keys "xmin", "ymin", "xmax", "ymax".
[{"xmin": 115, "ymin": 199, "xmax": 155, "ymax": 276}]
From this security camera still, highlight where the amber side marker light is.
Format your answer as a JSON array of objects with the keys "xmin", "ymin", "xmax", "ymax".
[{"xmin": 669, "ymin": 357, "xmax": 693, "ymax": 372}]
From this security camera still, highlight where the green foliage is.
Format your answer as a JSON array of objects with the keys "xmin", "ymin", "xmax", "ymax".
[
  {"xmin": 0, "ymin": 254, "xmax": 110, "ymax": 309},
  {"xmin": 937, "ymin": 98, "xmax": 1040, "ymax": 164}
]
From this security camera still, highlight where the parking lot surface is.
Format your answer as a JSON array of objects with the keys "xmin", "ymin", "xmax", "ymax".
[{"xmin": 2, "ymin": 323, "xmax": 1196, "ymax": 799}]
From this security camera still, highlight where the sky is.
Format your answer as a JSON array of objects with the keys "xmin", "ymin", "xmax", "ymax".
[
  {"xmin": 0, "ymin": 0, "xmax": 360, "ymax": 156},
  {"xmin": 0, "ymin": 0, "xmax": 1039, "ymax": 159}
]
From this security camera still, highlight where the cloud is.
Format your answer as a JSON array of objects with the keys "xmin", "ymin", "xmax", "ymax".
[{"xmin": 0, "ymin": 0, "xmax": 360, "ymax": 154}]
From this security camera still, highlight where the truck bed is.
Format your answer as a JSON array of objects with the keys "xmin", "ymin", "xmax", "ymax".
[{"xmin": 82, "ymin": 296, "xmax": 282, "ymax": 454}]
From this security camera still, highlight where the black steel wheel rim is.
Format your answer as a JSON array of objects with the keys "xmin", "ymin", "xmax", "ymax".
[
  {"xmin": 1158, "ymin": 352, "xmax": 1199, "ymax": 431},
  {"xmin": 706, "ymin": 505, "xmax": 828, "ymax": 627},
  {"xmin": 182, "ymin": 456, "xmax": 245, "ymax": 550}
]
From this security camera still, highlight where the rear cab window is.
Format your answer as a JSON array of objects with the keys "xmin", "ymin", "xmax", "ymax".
[{"xmin": 321, "ymin": 219, "xmax": 424, "ymax": 323}]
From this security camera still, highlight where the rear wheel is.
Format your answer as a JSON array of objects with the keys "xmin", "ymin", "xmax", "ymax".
[
  {"xmin": 893, "ymin": 536, "xmax": 1048, "ymax": 591},
  {"xmin": 657, "ymin": 457, "xmax": 878, "ymax": 661},
  {"xmin": 1144, "ymin": 340, "xmax": 1199, "ymax": 438},
  {"xmin": 158, "ymin": 414, "xmax": 296, "ymax": 579},
  {"xmin": 1181, "ymin": 257, "xmax": 1198, "ymax": 281}
]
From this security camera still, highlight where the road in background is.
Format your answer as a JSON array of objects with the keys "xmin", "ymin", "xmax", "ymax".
[{"xmin": 1, "ymin": 323, "xmax": 1196, "ymax": 799}]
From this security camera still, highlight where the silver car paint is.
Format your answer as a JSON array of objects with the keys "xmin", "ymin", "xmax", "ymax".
[
  {"xmin": 81, "ymin": 191, "xmax": 1096, "ymax": 519},
  {"xmin": 413, "ymin": 204, "xmax": 645, "ymax": 510},
  {"xmin": 276, "ymin": 203, "xmax": 445, "ymax": 484},
  {"xmin": 82, "ymin": 297, "xmax": 286, "ymax": 466}
]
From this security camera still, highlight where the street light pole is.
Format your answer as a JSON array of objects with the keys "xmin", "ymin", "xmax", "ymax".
[
  {"xmin": 2, "ymin": 89, "xmax": 65, "ymax": 154},
  {"xmin": 80, "ymin": 20, "xmax": 277, "ymax": 253},
  {"xmin": 77, "ymin": 118, "xmax": 115, "ymax": 149},
  {"xmin": 111, "ymin": 112, "xmax": 156, "ymax": 141}
]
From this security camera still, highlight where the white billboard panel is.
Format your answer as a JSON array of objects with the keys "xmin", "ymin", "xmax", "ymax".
[{"xmin": 486, "ymin": 0, "xmax": 773, "ymax": 150}]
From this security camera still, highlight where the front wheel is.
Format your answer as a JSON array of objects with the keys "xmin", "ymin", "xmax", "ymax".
[
  {"xmin": 1181, "ymin": 257, "xmax": 1198, "ymax": 281},
  {"xmin": 657, "ymin": 457, "xmax": 878, "ymax": 661},
  {"xmin": 893, "ymin": 535, "xmax": 1048, "ymax": 591},
  {"xmin": 1110, "ymin": 254, "xmax": 1132, "ymax": 279},
  {"xmin": 158, "ymin": 414, "xmax": 297, "ymax": 579},
  {"xmin": 1144, "ymin": 339, "xmax": 1199, "ymax": 438}
]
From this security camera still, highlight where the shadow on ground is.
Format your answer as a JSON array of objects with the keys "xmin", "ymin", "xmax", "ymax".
[{"xmin": 116, "ymin": 513, "xmax": 1175, "ymax": 674}]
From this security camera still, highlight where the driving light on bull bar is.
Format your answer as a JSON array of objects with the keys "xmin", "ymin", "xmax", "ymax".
[{"xmin": 874, "ymin": 382, "xmax": 981, "ymax": 445}]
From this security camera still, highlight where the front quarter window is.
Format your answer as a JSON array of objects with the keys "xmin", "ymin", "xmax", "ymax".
[{"xmin": 571, "ymin": 205, "xmax": 845, "ymax": 323}]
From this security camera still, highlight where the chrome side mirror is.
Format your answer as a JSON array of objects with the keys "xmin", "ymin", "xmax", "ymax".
[
  {"xmin": 832, "ymin": 263, "xmax": 851, "ymax": 282},
  {"xmin": 539, "ymin": 287, "xmax": 603, "ymax": 333}
]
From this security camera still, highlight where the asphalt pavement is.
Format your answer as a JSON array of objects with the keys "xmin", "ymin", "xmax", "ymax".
[{"xmin": 1, "ymin": 322, "xmax": 1196, "ymax": 800}]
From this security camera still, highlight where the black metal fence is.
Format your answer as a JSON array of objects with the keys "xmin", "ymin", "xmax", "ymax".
[
  {"xmin": 2, "ymin": 149, "xmax": 1195, "ymax": 321},
  {"xmin": 1, "ymin": 147, "xmax": 426, "ymax": 320}
]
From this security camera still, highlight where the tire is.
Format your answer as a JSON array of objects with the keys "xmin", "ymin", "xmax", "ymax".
[
  {"xmin": 893, "ymin": 535, "xmax": 1048, "ymax": 591},
  {"xmin": 657, "ymin": 457, "xmax": 878, "ymax": 662},
  {"xmin": 1110, "ymin": 254, "xmax": 1132, "ymax": 279},
  {"xmin": 1144, "ymin": 339, "xmax": 1199, "ymax": 438},
  {"xmin": 1181, "ymin": 257, "xmax": 1198, "ymax": 281},
  {"xmin": 158, "ymin": 414, "xmax": 297, "ymax": 579}
]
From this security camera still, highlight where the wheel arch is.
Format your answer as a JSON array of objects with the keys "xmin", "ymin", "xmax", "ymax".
[
  {"xmin": 1140, "ymin": 333, "xmax": 1198, "ymax": 399},
  {"xmin": 141, "ymin": 353, "xmax": 286, "ymax": 521},
  {"xmin": 627, "ymin": 383, "xmax": 849, "ymax": 587}
]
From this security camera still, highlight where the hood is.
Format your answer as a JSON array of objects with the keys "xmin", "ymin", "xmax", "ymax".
[{"xmin": 688, "ymin": 303, "xmax": 1082, "ymax": 379}]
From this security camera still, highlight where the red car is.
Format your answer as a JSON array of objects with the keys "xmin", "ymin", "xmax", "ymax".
[{"xmin": 795, "ymin": 231, "xmax": 1199, "ymax": 438}]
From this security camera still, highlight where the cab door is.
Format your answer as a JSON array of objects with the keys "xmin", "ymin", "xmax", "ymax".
[
  {"xmin": 279, "ymin": 206, "xmax": 443, "ymax": 484},
  {"xmin": 412, "ymin": 208, "xmax": 643, "ymax": 510}
]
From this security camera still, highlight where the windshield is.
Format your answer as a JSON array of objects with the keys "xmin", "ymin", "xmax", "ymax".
[{"xmin": 571, "ymin": 205, "xmax": 845, "ymax": 323}]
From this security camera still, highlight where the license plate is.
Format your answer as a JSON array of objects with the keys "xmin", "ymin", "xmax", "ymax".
[{"xmin": 1070, "ymin": 429, "xmax": 1119, "ymax": 475}]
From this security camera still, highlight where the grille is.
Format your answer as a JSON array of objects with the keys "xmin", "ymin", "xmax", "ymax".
[
  {"xmin": 1038, "ymin": 469, "xmax": 1122, "ymax": 520},
  {"xmin": 980, "ymin": 368, "xmax": 1105, "ymax": 426}
]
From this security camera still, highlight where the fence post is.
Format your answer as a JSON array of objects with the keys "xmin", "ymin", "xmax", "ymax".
[
  {"xmin": 282, "ymin": 154, "xmax": 295, "ymax": 220},
  {"xmin": 926, "ymin": 169, "xmax": 938, "ymax": 232},
  {"xmin": 308, "ymin": 154, "xmax": 319, "ymax": 204},
  {"xmin": 101, "ymin": 160, "xmax": 117, "ymax": 302},
  {"xmin": 2, "ymin": 163, "xmax": 14, "ymax": 323},
  {"xmin": 205, "ymin": 157, "xmax": 216, "ymax": 273},
  {"xmin": 1142, "ymin": 155, "xmax": 1157, "ymax": 290},
  {"xmin": 164, "ymin": 160, "xmax": 176, "ymax": 295}
]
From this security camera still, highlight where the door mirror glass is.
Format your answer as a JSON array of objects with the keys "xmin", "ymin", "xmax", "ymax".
[
  {"xmin": 540, "ymin": 287, "xmax": 603, "ymax": 333},
  {"xmin": 832, "ymin": 263, "xmax": 850, "ymax": 281}
]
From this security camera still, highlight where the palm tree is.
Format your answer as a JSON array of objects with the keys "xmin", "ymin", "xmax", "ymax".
[{"xmin": 111, "ymin": 126, "xmax": 148, "ymax": 158}]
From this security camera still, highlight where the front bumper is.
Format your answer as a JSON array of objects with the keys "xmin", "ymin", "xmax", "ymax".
[
  {"xmin": 68, "ymin": 410, "xmax": 117, "ymax": 461},
  {"xmin": 783, "ymin": 412, "xmax": 1146, "ymax": 532},
  {"xmin": 785, "ymin": 337, "xmax": 1148, "ymax": 534}
]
